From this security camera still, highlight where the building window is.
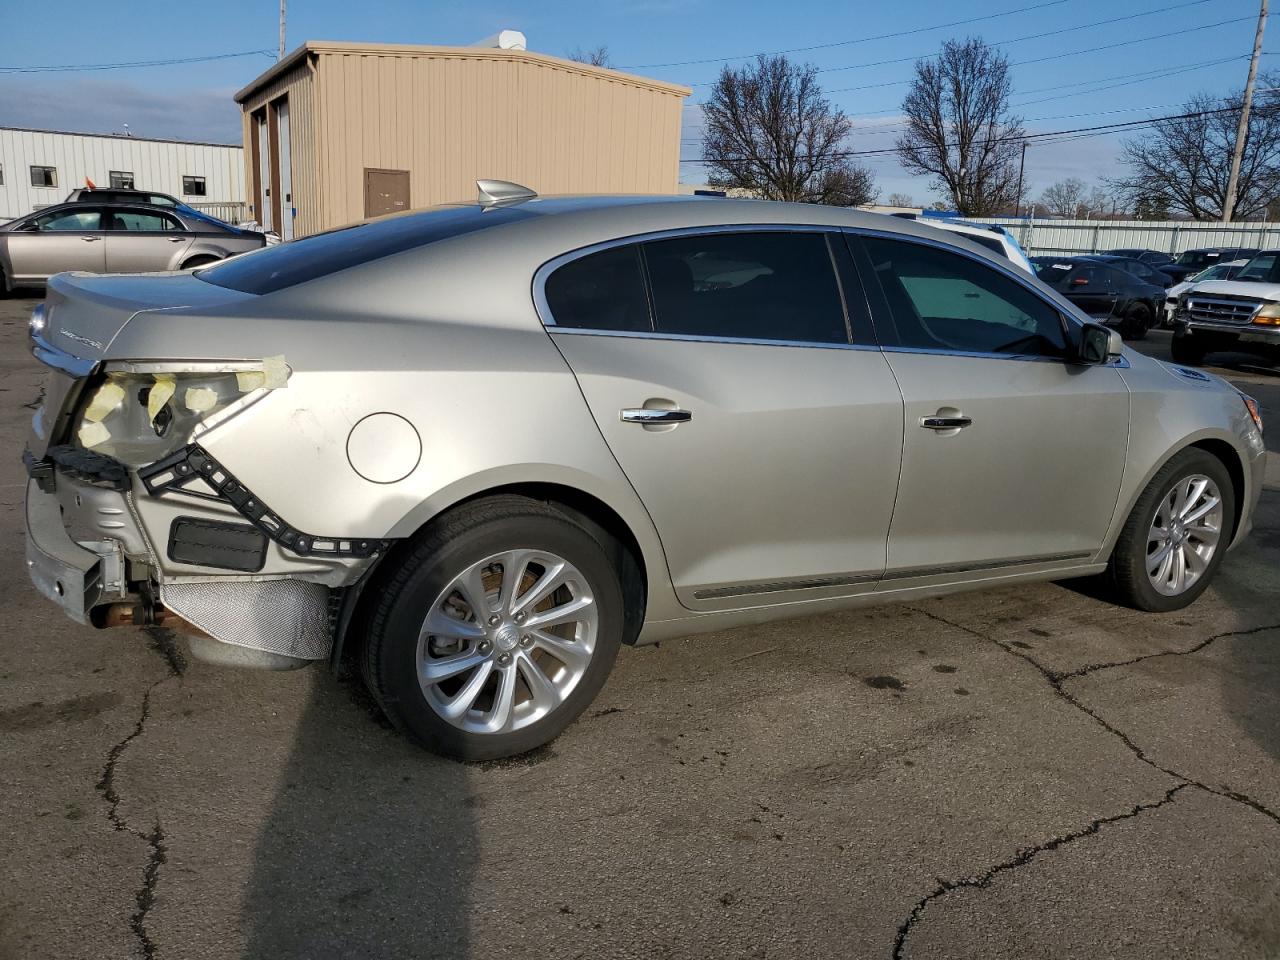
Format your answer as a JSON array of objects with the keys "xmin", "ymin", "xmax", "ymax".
[
  {"xmin": 182, "ymin": 176, "xmax": 207, "ymax": 197},
  {"xmin": 30, "ymin": 165, "xmax": 57, "ymax": 188},
  {"xmin": 109, "ymin": 171, "xmax": 135, "ymax": 189}
]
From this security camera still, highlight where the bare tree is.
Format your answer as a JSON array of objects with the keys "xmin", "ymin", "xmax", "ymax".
[
  {"xmin": 896, "ymin": 37, "xmax": 1025, "ymax": 216},
  {"xmin": 886, "ymin": 192, "xmax": 915, "ymax": 207},
  {"xmin": 567, "ymin": 46, "xmax": 613, "ymax": 68},
  {"xmin": 1039, "ymin": 178, "xmax": 1087, "ymax": 218},
  {"xmin": 702, "ymin": 55, "xmax": 877, "ymax": 205},
  {"xmin": 1084, "ymin": 184, "xmax": 1113, "ymax": 218},
  {"xmin": 1110, "ymin": 77, "xmax": 1280, "ymax": 220}
]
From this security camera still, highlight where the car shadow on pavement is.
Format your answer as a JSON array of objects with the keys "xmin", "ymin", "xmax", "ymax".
[{"xmin": 241, "ymin": 673, "xmax": 475, "ymax": 960}]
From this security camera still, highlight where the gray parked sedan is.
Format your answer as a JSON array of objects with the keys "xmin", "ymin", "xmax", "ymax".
[
  {"xmin": 22, "ymin": 183, "xmax": 1267, "ymax": 759},
  {"xmin": 1, "ymin": 201, "xmax": 265, "ymax": 292}
]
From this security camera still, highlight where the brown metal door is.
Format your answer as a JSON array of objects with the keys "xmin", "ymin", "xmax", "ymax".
[{"xmin": 364, "ymin": 169, "xmax": 410, "ymax": 218}]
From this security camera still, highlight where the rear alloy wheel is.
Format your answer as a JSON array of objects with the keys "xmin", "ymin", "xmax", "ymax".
[
  {"xmin": 1120, "ymin": 303, "xmax": 1151, "ymax": 341},
  {"xmin": 1105, "ymin": 449, "xmax": 1235, "ymax": 612},
  {"xmin": 361, "ymin": 496, "xmax": 624, "ymax": 760}
]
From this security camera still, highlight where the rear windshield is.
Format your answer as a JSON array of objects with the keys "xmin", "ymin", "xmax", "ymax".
[
  {"xmin": 196, "ymin": 204, "xmax": 537, "ymax": 294},
  {"xmin": 1034, "ymin": 260, "xmax": 1077, "ymax": 285}
]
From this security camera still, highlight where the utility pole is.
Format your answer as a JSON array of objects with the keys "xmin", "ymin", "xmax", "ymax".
[
  {"xmin": 1013, "ymin": 141, "xmax": 1027, "ymax": 217},
  {"xmin": 1224, "ymin": 0, "xmax": 1268, "ymax": 222},
  {"xmin": 279, "ymin": 0, "xmax": 289, "ymax": 61}
]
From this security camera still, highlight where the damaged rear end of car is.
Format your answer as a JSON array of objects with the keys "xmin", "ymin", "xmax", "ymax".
[{"xmin": 24, "ymin": 271, "xmax": 376, "ymax": 671}]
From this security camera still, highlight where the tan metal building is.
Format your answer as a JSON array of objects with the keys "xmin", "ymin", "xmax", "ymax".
[{"xmin": 234, "ymin": 41, "xmax": 690, "ymax": 239}]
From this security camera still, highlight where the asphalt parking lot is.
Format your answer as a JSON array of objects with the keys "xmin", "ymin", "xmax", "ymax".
[{"xmin": 0, "ymin": 291, "xmax": 1277, "ymax": 960}]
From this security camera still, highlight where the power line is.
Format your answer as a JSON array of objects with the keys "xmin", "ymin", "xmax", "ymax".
[
  {"xmin": 681, "ymin": 2, "xmax": 1234, "ymax": 86},
  {"xmin": 621, "ymin": 0, "xmax": 1069, "ymax": 69},
  {"xmin": 678, "ymin": 102, "xmax": 1249, "ymax": 163},
  {"xmin": 0, "ymin": 50, "xmax": 276, "ymax": 74},
  {"xmin": 825, "ymin": 51, "xmax": 1247, "ymax": 98}
]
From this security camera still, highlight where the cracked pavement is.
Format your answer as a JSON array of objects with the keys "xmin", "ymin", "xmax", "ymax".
[{"xmin": 0, "ymin": 292, "xmax": 1277, "ymax": 959}]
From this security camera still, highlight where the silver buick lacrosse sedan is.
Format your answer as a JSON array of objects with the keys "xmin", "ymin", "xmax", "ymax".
[{"xmin": 24, "ymin": 182, "xmax": 1266, "ymax": 759}]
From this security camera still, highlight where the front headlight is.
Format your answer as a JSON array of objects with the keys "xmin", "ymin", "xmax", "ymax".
[
  {"xmin": 1253, "ymin": 302, "xmax": 1280, "ymax": 325},
  {"xmin": 1241, "ymin": 393, "xmax": 1264, "ymax": 435},
  {"xmin": 73, "ymin": 359, "xmax": 288, "ymax": 467},
  {"xmin": 30, "ymin": 303, "xmax": 46, "ymax": 339}
]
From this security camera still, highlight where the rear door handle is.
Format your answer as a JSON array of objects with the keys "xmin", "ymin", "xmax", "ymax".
[
  {"xmin": 620, "ymin": 408, "xmax": 692, "ymax": 424},
  {"xmin": 81, "ymin": 236, "xmax": 100, "ymax": 242},
  {"xmin": 920, "ymin": 416, "xmax": 973, "ymax": 430},
  {"xmin": 167, "ymin": 236, "xmax": 186, "ymax": 242}
]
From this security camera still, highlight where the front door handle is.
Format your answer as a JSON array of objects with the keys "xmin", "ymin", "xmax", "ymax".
[
  {"xmin": 81, "ymin": 236, "xmax": 100, "ymax": 242},
  {"xmin": 620, "ymin": 408, "xmax": 692, "ymax": 424},
  {"xmin": 920, "ymin": 416, "xmax": 973, "ymax": 430}
]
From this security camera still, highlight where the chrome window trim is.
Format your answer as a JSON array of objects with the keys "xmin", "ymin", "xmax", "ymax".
[
  {"xmin": 546, "ymin": 325, "xmax": 881, "ymax": 352},
  {"xmin": 532, "ymin": 223, "xmax": 855, "ymax": 348}
]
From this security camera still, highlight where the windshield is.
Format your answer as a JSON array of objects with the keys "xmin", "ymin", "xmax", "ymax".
[
  {"xmin": 1236, "ymin": 253, "xmax": 1280, "ymax": 283},
  {"xmin": 1191, "ymin": 263, "xmax": 1231, "ymax": 283},
  {"xmin": 1175, "ymin": 251, "xmax": 1212, "ymax": 268}
]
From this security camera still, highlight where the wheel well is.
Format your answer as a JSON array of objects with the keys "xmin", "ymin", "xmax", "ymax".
[
  {"xmin": 181, "ymin": 254, "xmax": 220, "ymax": 269},
  {"xmin": 332, "ymin": 483, "xmax": 650, "ymax": 672},
  {"xmin": 1190, "ymin": 438, "xmax": 1246, "ymax": 540}
]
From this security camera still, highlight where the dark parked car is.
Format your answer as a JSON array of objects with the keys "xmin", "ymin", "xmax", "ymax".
[
  {"xmin": 65, "ymin": 187, "xmax": 186, "ymax": 209},
  {"xmin": 1032, "ymin": 256, "xmax": 1164, "ymax": 339},
  {"xmin": 1104, "ymin": 248, "xmax": 1176, "ymax": 268},
  {"xmin": 1083, "ymin": 254, "xmax": 1174, "ymax": 288}
]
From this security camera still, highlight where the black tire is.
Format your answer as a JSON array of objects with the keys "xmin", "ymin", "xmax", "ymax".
[
  {"xmin": 1105, "ymin": 448, "xmax": 1235, "ymax": 612},
  {"xmin": 1170, "ymin": 332, "xmax": 1206, "ymax": 366},
  {"xmin": 360, "ymin": 495, "xmax": 625, "ymax": 760},
  {"xmin": 181, "ymin": 255, "xmax": 221, "ymax": 270},
  {"xmin": 0, "ymin": 263, "xmax": 10, "ymax": 299},
  {"xmin": 1119, "ymin": 303, "xmax": 1151, "ymax": 341}
]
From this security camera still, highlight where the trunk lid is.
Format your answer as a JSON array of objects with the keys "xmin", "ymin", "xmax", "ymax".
[{"xmin": 42, "ymin": 271, "xmax": 253, "ymax": 361}]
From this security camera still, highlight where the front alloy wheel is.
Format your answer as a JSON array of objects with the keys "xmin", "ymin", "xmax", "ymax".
[
  {"xmin": 361, "ymin": 496, "xmax": 624, "ymax": 760},
  {"xmin": 1145, "ymin": 474, "xmax": 1223, "ymax": 597},
  {"xmin": 1106, "ymin": 449, "xmax": 1235, "ymax": 612}
]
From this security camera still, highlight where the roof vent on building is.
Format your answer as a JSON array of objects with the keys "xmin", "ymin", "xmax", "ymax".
[
  {"xmin": 471, "ymin": 30, "xmax": 527, "ymax": 51},
  {"xmin": 477, "ymin": 179, "xmax": 537, "ymax": 209}
]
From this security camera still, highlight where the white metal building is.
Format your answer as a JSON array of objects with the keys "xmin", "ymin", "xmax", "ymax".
[{"xmin": 0, "ymin": 127, "xmax": 244, "ymax": 221}]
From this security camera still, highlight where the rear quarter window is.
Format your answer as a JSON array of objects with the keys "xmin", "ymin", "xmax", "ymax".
[{"xmin": 196, "ymin": 204, "xmax": 537, "ymax": 294}]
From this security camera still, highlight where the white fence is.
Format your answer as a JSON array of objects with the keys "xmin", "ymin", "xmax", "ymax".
[
  {"xmin": 190, "ymin": 201, "xmax": 248, "ymax": 223},
  {"xmin": 967, "ymin": 217, "xmax": 1280, "ymax": 257}
]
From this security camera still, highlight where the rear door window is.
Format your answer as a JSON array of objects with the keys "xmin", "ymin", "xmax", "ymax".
[
  {"xmin": 108, "ymin": 209, "xmax": 184, "ymax": 232},
  {"xmin": 543, "ymin": 245, "xmax": 651, "ymax": 333},
  {"xmin": 641, "ymin": 231, "xmax": 849, "ymax": 344},
  {"xmin": 860, "ymin": 234, "xmax": 1068, "ymax": 358}
]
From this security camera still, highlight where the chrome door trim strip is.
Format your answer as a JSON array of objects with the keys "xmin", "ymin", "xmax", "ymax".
[
  {"xmin": 880, "ymin": 550, "xmax": 1096, "ymax": 582},
  {"xmin": 693, "ymin": 571, "xmax": 880, "ymax": 601}
]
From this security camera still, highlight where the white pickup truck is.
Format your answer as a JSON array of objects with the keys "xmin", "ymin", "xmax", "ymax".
[{"xmin": 1171, "ymin": 251, "xmax": 1280, "ymax": 365}]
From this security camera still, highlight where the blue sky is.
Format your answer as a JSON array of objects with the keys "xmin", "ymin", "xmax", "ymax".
[{"xmin": 0, "ymin": 0, "xmax": 1267, "ymax": 204}]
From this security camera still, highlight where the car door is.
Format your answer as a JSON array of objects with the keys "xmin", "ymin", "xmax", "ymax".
[
  {"xmin": 5, "ymin": 207, "xmax": 107, "ymax": 283},
  {"xmin": 104, "ymin": 207, "xmax": 193, "ymax": 273},
  {"xmin": 540, "ymin": 229, "xmax": 905, "ymax": 610},
  {"xmin": 849, "ymin": 232, "xmax": 1129, "ymax": 584}
]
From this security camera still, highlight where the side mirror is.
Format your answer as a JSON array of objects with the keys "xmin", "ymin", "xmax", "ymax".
[
  {"xmin": 16, "ymin": 221, "xmax": 39, "ymax": 232},
  {"xmin": 1078, "ymin": 322, "xmax": 1123, "ymax": 364}
]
